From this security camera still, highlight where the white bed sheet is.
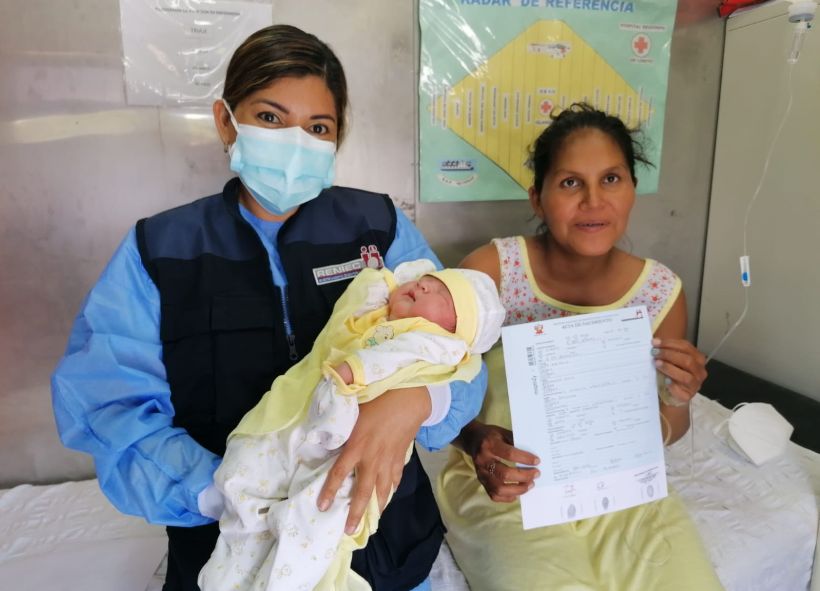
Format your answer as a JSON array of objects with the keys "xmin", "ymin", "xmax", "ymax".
[
  {"xmin": 666, "ymin": 395, "xmax": 820, "ymax": 591},
  {"xmin": 2, "ymin": 394, "xmax": 818, "ymax": 591},
  {"xmin": 421, "ymin": 394, "xmax": 820, "ymax": 591},
  {"xmin": 0, "ymin": 480, "xmax": 167, "ymax": 591}
]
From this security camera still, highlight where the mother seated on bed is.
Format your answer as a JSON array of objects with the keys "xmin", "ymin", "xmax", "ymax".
[{"xmin": 436, "ymin": 104, "xmax": 725, "ymax": 591}]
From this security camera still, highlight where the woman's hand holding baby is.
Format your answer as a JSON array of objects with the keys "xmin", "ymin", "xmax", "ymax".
[{"xmin": 318, "ymin": 386, "xmax": 431, "ymax": 534}]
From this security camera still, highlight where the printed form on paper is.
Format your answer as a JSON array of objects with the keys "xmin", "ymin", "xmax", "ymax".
[{"xmin": 502, "ymin": 306, "xmax": 667, "ymax": 529}]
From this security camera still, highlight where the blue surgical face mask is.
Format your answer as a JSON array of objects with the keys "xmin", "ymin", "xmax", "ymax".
[{"xmin": 223, "ymin": 99, "xmax": 336, "ymax": 216}]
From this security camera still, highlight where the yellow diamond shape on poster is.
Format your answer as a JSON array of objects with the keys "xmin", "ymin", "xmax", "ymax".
[{"xmin": 429, "ymin": 20, "xmax": 654, "ymax": 190}]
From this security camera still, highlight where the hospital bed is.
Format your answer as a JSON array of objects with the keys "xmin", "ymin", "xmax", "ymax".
[{"xmin": 1, "ymin": 362, "xmax": 818, "ymax": 591}]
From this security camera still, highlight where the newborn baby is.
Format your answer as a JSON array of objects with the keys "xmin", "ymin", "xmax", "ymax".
[
  {"xmin": 333, "ymin": 271, "xmax": 459, "ymax": 385},
  {"xmin": 199, "ymin": 259, "xmax": 505, "ymax": 591}
]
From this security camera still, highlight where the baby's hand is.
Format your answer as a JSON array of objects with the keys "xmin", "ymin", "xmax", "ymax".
[{"xmin": 334, "ymin": 362, "xmax": 354, "ymax": 385}]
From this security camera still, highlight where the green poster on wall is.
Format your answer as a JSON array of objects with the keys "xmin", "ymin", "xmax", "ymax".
[{"xmin": 419, "ymin": 0, "xmax": 678, "ymax": 202}]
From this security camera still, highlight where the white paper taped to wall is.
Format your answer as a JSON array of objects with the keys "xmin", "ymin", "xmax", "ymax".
[{"xmin": 119, "ymin": 0, "xmax": 272, "ymax": 107}]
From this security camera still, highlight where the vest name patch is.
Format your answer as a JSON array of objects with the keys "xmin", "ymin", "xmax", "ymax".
[{"xmin": 313, "ymin": 245, "xmax": 384, "ymax": 285}]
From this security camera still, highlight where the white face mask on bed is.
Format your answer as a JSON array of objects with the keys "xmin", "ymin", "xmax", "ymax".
[{"xmin": 715, "ymin": 403, "xmax": 794, "ymax": 466}]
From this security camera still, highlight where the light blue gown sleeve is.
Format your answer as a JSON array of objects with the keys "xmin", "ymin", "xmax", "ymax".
[
  {"xmin": 385, "ymin": 207, "xmax": 489, "ymax": 452},
  {"xmin": 51, "ymin": 228, "xmax": 221, "ymax": 526}
]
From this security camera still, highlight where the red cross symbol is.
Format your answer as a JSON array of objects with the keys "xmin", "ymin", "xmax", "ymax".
[
  {"xmin": 632, "ymin": 34, "xmax": 651, "ymax": 57},
  {"xmin": 539, "ymin": 99, "xmax": 554, "ymax": 116}
]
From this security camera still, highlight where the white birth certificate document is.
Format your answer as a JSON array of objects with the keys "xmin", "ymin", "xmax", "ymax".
[{"xmin": 502, "ymin": 306, "xmax": 667, "ymax": 529}]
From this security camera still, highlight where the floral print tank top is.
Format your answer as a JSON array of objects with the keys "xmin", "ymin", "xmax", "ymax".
[{"xmin": 493, "ymin": 236, "xmax": 681, "ymax": 332}]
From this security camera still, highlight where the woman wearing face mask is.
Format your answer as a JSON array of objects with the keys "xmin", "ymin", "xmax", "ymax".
[{"xmin": 51, "ymin": 25, "xmax": 486, "ymax": 591}]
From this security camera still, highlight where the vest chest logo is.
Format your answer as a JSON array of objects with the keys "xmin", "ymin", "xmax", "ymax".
[{"xmin": 313, "ymin": 245, "xmax": 384, "ymax": 285}]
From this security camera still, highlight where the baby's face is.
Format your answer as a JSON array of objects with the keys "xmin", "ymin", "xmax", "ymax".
[{"xmin": 388, "ymin": 276, "xmax": 457, "ymax": 333}]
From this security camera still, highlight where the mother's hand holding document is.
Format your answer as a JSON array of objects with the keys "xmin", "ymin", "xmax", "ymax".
[{"xmin": 461, "ymin": 421, "xmax": 542, "ymax": 504}]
